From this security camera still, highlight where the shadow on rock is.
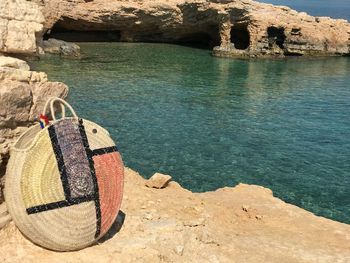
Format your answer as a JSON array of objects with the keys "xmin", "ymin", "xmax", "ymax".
[{"xmin": 98, "ymin": 210, "xmax": 126, "ymax": 243}]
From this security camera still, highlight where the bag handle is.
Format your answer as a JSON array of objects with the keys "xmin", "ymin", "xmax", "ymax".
[
  {"xmin": 50, "ymin": 97, "xmax": 78, "ymax": 121},
  {"xmin": 42, "ymin": 97, "xmax": 66, "ymax": 118}
]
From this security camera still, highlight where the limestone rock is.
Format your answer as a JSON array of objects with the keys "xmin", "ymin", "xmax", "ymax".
[
  {"xmin": 40, "ymin": 0, "xmax": 350, "ymax": 58},
  {"xmin": 0, "ymin": 168, "xmax": 349, "ymax": 262},
  {"xmin": 145, "ymin": 173, "xmax": 172, "ymax": 189},
  {"xmin": 174, "ymin": 245, "xmax": 184, "ymax": 256},
  {"xmin": 0, "ymin": 0, "xmax": 45, "ymax": 54},
  {"xmin": 0, "ymin": 57, "xmax": 30, "ymax": 71},
  {"xmin": 0, "ymin": 57, "xmax": 68, "ymax": 202},
  {"xmin": 43, "ymin": 38, "xmax": 81, "ymax": 57}
]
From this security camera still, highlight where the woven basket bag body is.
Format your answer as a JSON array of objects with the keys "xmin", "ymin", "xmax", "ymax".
[{"xmin": 4, "ymin": 98, "xmax": 124, "ymax": 251}]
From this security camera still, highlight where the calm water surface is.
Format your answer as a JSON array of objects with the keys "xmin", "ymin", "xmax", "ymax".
[{"xmin": 31, "ymin": 43, "xmax": 350, "ymax": 224}]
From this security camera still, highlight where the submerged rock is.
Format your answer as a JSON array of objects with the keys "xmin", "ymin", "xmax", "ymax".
[{"xmin": 42, "ymin": 38, "xmax": 81, "ymax": 57}]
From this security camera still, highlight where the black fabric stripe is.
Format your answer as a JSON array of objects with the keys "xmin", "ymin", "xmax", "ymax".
[
  {"xmin": 78, "ymin": 119, "xmax": 101, "ymax": 238},
  {"xmin": 48, "ymin": 125, "xmax": 71, "ymax": 200},
  {"xmin": 26, "ymin": 196, "xmax": 94, "ymax": 215},
  {"xmin": 92, "ymin": 146, "xmax": 118, "ymax": 156}
]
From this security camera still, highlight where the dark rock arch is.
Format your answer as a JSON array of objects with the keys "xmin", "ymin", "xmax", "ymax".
[
  {"xmin": 267, "ymin": 26, "xmax": 286, "ymax": 49},
  {"xmin": 230, "ymin": 23, "xmax": 250, "ymax": 50},
  {"xmin": 44, "ymin": 21, "xmax": 122, "ymax": 42}
]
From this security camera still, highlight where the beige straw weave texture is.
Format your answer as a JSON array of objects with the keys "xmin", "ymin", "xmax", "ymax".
[{"xmin": 5, "ymin": 98, "xmax": 124, "ymax": 251}]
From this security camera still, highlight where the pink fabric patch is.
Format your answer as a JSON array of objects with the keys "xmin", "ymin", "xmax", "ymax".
[{"xmin": 93, "ymin": 152, "xmax": 124, "ymax": 236}]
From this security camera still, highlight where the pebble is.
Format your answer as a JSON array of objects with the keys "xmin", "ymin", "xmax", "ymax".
[
  {"xmin": 174, "ymin": 245, "xmax": 184, "ymax": 256},
  {"xmin": 143, "ymin": 213, "xmax": 153, "ymax": 220},
  {"xmin": 255, "ymin": 215, "xmax": 263, "ymax": 220},
  {"xmin": 242, "ymin": 205, "xmax": 250, "ymax": 212}
]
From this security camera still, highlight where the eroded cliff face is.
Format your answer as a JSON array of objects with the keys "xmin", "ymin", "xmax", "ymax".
[
  {"xmin": 0, "ymin": 56, "xmax": 69, "ymax": 202},
  {"xmin": 0, "ymin": 0, "xmax": 69, "ymax": 201},
  {"xmin": 0, "ymin": 0, "xmax": 45, "ymax": 54},
  {"xmin": 41, "ymin": 0, "xmax": 350, "ymax": 57}
]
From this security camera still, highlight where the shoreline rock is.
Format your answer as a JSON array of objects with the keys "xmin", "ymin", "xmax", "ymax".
[
  {"xmin": 40, "ymin": 0, "xmax": 350, "ymax": 58},
  {"xmin": 0, "ymin": 55, "xmax": 69, "ymax": 202},
  {"xmin": 0, "ymin": 0, "xmax": 44, "ymax": 55},
  {"xmin": 0, "ymin": 168, "xmax": 349, "ymax": 262},
  {"xmin": 42, "ymin": 38, "xmax": 81, "ymax": 57},
  {"xmin": 1, "ymin": 0, "xmax": 349, "ymax": 58}
]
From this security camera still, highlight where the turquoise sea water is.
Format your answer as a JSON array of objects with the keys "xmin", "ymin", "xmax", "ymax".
[
  {"xmin": 31, "ymin": 43, "xmax": 350, "ymax": 224},
  {"xmin": 257, "ymin": 0, "xmax": 350, "ymax": 21}
]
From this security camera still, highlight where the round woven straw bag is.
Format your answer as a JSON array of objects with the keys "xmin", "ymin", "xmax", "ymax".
[{"xmin": 4, "ymin": 97, "xmax": 124, "ymax": 251}]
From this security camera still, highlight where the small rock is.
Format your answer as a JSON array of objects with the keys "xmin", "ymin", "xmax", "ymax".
[
  {"xmin": 242, "ymin": 205, "xmax": 250, "ymax": 212},
  {"xmin": 143, "ymin": 213, "xmax": 153, "ymax": 220},
  {"xmin": 174, "ymin": 245, "xmax": 184, "ymax": 256},
  {"xmin": 43, "ymin": 38, "xmax": 81, "ymax": 57},
  {"xmin": 255, "ymin": 215, "xmax": 263, "ymax": 220},
  {"xmin": 145, "ymin": 173, "xmax": 172, "ymax": 189}
]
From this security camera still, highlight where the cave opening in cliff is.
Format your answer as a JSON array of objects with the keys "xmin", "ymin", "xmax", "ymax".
[
  {"xmin": 230, "ymin": 23, "xmax": 250, "ymax": 50},
  {"xmin": 44, "ymin": 23, "xmax": 122, "ymax": 42},
  {"xmin": 267, "ymin": 26, "xmax": 286, "ymax": 49},
  {"xmin": 175, "ymin": 27, "xmax": 220, "ymax": 49}
]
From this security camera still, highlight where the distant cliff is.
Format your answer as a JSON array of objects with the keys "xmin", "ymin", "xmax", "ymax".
[
  {"xmin": 1, "ymin": 0, "xmax": 349, "ymax": 57},
  {"xmin": 40, "ymin": 0, "xmax": 350, "ymax": 57}
]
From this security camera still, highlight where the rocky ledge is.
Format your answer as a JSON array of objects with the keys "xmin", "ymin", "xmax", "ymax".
[
  {"xmin": 0, "ymin": 56, "xmax": 68, "ymax": 201},
  {"xmin": 1, "ymin": 0, "xmax": 349, "ymax": 58},
  {"xmin": 0, "ymin": 168, "xmax": 349, "ymax": 262},
  {"xmin": 40, "ymin": 0, "xmax": 350, "ymax": 58}
]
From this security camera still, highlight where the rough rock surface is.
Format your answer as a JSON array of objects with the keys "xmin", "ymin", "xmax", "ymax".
[
  {"xmin": 42, "ymin": 0, "xmax": 350, "ymax": 57},
  {"xmin": 145, "ymin": 172, "xmax": 172, "ymax": 189},
  {"xmin": 0, "ymin": 203, "xmax": 10, "ymax": 229},
  {"xmin": 0, "ymin": 0, "xmax": 44, "ymax": 54},
  {"xmin": 0, "ymin": 168, "xmax": 349, "ymax": 262},
  {"xmin": 42, "ymin": 38, "xmax": 81, "ymax": 57},
  {"xmin": 0, "ymin": 56, "xmax": 69, "ymax": 201}
]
